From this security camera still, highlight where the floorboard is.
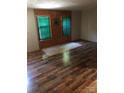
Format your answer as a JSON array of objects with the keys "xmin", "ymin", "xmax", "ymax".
[{"xmin": 27, "ymin": 41, "xmax": 97, "ymax": 93}]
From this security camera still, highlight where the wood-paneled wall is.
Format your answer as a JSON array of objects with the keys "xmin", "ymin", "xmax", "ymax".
[{"xmin": 34, "ymin": 9, "xmax": 72, "ymax": 48}]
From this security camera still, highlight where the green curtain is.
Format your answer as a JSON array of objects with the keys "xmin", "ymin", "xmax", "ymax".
[
  {"xmin": 37, "ymin": 16, "xmax": 51, "ymax": 40},
  {"xmin": 62, "ymin": 16, "xmax": 71, "ymax": 36}
]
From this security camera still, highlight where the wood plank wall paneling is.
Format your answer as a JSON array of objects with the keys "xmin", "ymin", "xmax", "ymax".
[
  {"xmin": 34, "ymin": 9, "xmax": 72, "ymax": 48},
  {"xmin": 34, "ymin": 9, "xmax": 71, "ymax": 16}
]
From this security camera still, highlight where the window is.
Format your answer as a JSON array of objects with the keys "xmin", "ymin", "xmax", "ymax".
[
  {"xmin": 62, "ymin": 16, "xmax": 71, "ymax": 36},
  {"xmin": 37, "ymin": 16, "xmax": 52, "ymax": 40}
]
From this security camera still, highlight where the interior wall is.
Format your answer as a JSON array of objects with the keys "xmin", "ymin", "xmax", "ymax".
[
  {"xmin": 81, "ymin": 7, "xmax": 97, "ymax": 42},
  {"xmin": 27, "ymin": 9, "xmax": 40, "ymax": 52},
  {"xmin": 27, "ymin": 9, "xmax": 82, "ymax": 52}
]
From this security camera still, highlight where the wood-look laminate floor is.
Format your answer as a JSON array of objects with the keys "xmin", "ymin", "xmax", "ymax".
[{"xmin": 27, "ymin": 41, "xmax": 97, "ymax": 93}]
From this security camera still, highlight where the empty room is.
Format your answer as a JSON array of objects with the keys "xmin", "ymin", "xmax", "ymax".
[{"xmin": 27, "ymin": 0, "xmax": 97, "ymax": 93}]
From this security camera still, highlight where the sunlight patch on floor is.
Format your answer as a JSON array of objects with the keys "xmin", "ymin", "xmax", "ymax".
[{"xmin": 42, "ymin": 42, "xmax": 82, "ymax": 57}]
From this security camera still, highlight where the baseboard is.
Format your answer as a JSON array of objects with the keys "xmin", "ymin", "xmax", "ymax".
[{"xmin": 27, "ymin": 49, "xmax": 41, "ymax": 54}]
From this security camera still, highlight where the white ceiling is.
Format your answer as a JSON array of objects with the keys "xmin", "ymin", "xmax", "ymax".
[{"xmin": 27, "ymin": 0, "xmax": 97, "ymax": 10}]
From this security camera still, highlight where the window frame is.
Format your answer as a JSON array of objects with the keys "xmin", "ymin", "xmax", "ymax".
[
  {"xmin": 36, "ymin": 15, "xmax": 52, "ymax": 41},
  {"xmin": 62, "ymin": 16, "xmax": 71, "ymax": 36}
]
